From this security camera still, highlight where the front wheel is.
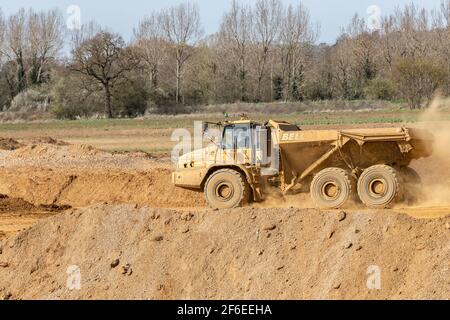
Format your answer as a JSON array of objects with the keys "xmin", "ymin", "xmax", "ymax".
[
  {"xmin": 357, "ymin": 165, "xmax": 401, "ymax": 208},
  {"xmin": 204, "ymin": 169, "xmax": 251, "ymax": 209}
]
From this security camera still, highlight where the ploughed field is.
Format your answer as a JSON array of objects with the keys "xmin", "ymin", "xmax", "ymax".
[{"xmin": 1, "ymin": 108, "xmax": 447, "ymax": 154}]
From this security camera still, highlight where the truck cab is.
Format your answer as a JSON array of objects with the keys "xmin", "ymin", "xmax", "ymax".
[
  {"xmin": 172, "ymin": 118, "xmax": 301, "ymax": 209},
  {"xmin": 172, "ymin": 119, "xmax": 279, "ymax": 207}
]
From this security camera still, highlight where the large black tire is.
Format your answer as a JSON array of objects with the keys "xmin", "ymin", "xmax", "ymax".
[
  {"xmin": 357, "ymin": 165, "xmax": 401, "ymax": 208},
  {"xmin": 400, "ymin": 167, "xmax": 422, "ymax": 204},
  {"xmin": 310, "ymin": 167, "xmax": 354, "ymax": 209},
  {"xmin": 204, "ymin": 169, "xmax": 251, "ymax": 209}
]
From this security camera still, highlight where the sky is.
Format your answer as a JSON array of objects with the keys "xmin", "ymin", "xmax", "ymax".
[{"xmin": 0, "ymin": 0, "xmax": 445, "ymax": 44}]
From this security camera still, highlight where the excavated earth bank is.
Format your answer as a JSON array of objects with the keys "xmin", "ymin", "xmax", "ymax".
[
  {"xmin": 0, "ymin": 205, "xmax": 448, "ymax": 300},
  {"xmin": 0, "ymin": 139, "xmax": 448, "ymax": 300}
]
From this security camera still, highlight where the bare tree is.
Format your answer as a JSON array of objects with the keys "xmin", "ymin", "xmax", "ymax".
[
  {"xmin": 0, "ymin": 9, "xmax": 5, "ymax": 67},
  {"xmin": 432, "ymin": 0, "xmax": 450, "ymax": 94},
  {"xmin": 395, "ymin": 4, "xmax": 431, "ymax": 58},
  {"xmin": 380, "ymin": 15, "xmax": 398, "ymax": 71},
  {"xmin": 0, "ymin": 9, "xmax": 27, "ymax": 94},
  {"xmin": 333, "ymin": 35, "xmax": 353, "ymax": 99},
  {"xmin": 2, "ymin": 1, "xmax": 450, "ymax": 115},
  {"xmin": 253, "ymin": 0, "xmax": 282, "ymax": 101},
  {"xmin": 0, "ymin": 8, "xmax": 64, "ymax": 96},
  {"xmin": 160, "ymin": 2, "xmax": 203, "ymax": 104},
  {"xmin": 279, "ymin": 3, "xmax": 317, "ymax": 101},
  {"xmin": 27, "ymin": 9, "xmax": 64, "ymax": 85},
  {"xmin": 0, "ymin": 10, "xmax": 10, "ymax": 106},
  {"xmin": 71, "ymin": 30, "xmax": 139, "ymax": 118},
  {"xmin": 220, "ymin": 0, "xmax": 253, "ymax": 101},
  {"xmin": 134, "ymin": 13, "xmax": 167, "ymax": 88},
  {"xmin": 343, "ymin": 14, "xmax": 378, "ymax": 96}
]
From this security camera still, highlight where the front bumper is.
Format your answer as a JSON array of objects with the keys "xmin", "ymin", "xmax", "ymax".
[{"xmin": 172, "ymin": 168, "xmax": 207, "ymax": 189}]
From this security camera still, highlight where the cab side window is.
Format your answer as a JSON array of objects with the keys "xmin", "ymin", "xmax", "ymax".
[
  {"xmin": 222, "ymin": 126, "xmax": 234, "ymax": 149},
  {"xmin": 235, "ymin": 125, "xmax": 250, "ymax": 149}
]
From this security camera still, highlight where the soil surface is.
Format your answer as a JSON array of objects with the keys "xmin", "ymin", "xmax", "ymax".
[
  {"xmin": 0, "ymin": 138, "xmax": 448, "ymax": 300},
  {"xmin": 0, "ymin": 205, "xmax": 448, "ymax": 300}
]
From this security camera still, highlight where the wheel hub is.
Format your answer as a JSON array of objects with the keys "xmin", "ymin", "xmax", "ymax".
[
  {"xmin": 369, "ymin": 179, "xmax": 386, "ymax": 197},
  {"xmin": 216, "ymin": 183, "xmax": 234, "ymax": 201},
  {"xmin": 322, "ymin": 182, "xmax": 340, "ymax": 200}
]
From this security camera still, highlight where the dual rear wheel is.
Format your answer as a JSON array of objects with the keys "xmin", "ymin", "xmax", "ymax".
[
  {"xmin": 310, "ymin": 168, "xmax": 354, "ymax": 209},
  {"xmin": 311, "ymin": 165, "xmax": 418, "ymax": 209},
  {"xmin": 357, "ymin": 165, "xmax": 400, "ymax": 208}
]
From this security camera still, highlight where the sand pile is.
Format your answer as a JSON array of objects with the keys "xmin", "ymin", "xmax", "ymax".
[
  {"xmin": 0, "ymin": 194, "xmax": 37, "ymax": 213},
  {"xmin": 8, "ymin": 143, "xmax": 99, "ymax": 161},
  {"xmin": 0, "ymin": 139, "xmax": 205, "ymax": 208},
  {"xmin": 0, "ymin": 138, "xmax": 23, "ymax": 151},
  {"xmin": 29, "ymin": 137, "xmax": 68, "ymax": 146},
  {"xmin": 0, "ymin": 205, "xmax": 448, "ymax": 300},
  {"xmin": 0, "ymin": 167, "xmax": 205, "ymax": 208},
  {"xmin": 0, "ymin": 195, "xmax": 67, "ymax": 241}
]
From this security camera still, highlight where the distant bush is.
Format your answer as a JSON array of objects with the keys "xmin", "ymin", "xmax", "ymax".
[
  {"xmin": 50, "ymin": 71, "xmax": 104, "ymax": 120},
  {"xmin": 9, "ymin": 89, "xmax": 50, "ymax": 112},
  {"xmin": 144, "ymin": 88, "xmax": 203, "ymax": 115},
  {"xmin": 393, "ymin": 57, "xmax": 448, "ymax": 109},
  {"xmin": 113, "ymin": 78, "xmax": 149, "ymax": 117},
  {"xmin": 364, "ymin": 78, "xmax": 396, "ymax": 100},
  {"xmin": 304, "ymin": 80, "xmax": 333, "ymax": 101}
]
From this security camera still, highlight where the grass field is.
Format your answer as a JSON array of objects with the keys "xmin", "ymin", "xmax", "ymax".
[{"xmin": 1, "ymin": 107, "xmax": 449, "ymax": 153}]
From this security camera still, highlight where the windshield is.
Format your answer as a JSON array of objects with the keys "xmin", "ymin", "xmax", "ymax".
[{"xmin": 221, "ymin": 124, "xmax": 251, "ymax": 149}]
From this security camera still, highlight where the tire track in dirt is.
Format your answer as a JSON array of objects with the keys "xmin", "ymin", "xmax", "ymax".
[{"xmin": 51, "ymin": 175, "xmax": 78, "ymax": 205}]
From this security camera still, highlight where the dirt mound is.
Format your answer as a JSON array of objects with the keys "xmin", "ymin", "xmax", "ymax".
[
  {"xmin": 0, "ymin": 205, "xmax": 448, "ymax": 300},
  {"xmin": 30, "ymin": 137, "xmax": 68, "ymax": 146},
  {"xmin": 0, "ymin": 138, "xmax": 103, "ymax": 165},
  {"xmin": 0, "ymin": 139, "xmax": 204, "ymax": 209},
  {"xmin": 0, "ymin": 195, "xmax": 36, "ymax": 213},
  {"xmin": 0, "ymin": 138, "xmax": 22, "ymax": 151},
  {"xmin": 0, "ymin": 166, "xmax": 205, "ymax": 208},
  {"xmin": 0, "ymin": 195, "xmax": 66, "ymax": 241},
  {"xmin": 8, "ymin": 143, "xmax": 99, "ymax": 161}
]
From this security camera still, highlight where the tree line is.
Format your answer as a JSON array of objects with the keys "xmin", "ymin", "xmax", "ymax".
[{"xmin": 0, "ymin": 0, "xmax": 449, "ymax": 119}]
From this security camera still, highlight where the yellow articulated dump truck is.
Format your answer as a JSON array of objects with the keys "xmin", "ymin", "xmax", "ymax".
[{"xmin": 172, "ymin": 118, "xmax": 434, "ymax": 209}]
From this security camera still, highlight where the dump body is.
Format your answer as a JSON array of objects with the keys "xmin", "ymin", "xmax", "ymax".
[{"xmin": 273, "ymin": 124, "xmax": 433, "ymax": 188}]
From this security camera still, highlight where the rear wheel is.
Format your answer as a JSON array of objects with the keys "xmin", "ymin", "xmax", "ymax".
[
  {"xmin": 204, "ymin": 169, "xmax": 251, "ymax": 209},
  {"xmin": 357, "ymin": 165, "xmax": 401, "ymax": 208},
  {"xmin": 311, "ymin": 168, "xmax": 355, "ymax": 209}
]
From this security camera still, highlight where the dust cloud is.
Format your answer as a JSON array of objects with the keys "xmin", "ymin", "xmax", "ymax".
[
  {"xmin": 254, "ymin": 96, "xmax": 450, "ymax": 211},
  {"xmin": 410, "ymin": 96, "xmax": 450, "ymax": 207}
]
